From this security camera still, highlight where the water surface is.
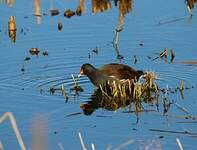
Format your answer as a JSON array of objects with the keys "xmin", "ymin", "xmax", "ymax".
[{"xmin": 0, "ymin": 0, "xmax": 197, "ymax": 149}]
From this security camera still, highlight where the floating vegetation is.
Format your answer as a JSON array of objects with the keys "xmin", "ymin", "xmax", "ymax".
[
  {"xmin": 64, "ymin": 9, "xmax": 75, "ymax": 18},
  {"xmin": 58, "ymin": 21, "xmax": 63, "ymax": 31},
  {"xmin": 170, "ymin": 49, "xmax": 175, "ymax": 63},
  {"xmin": 152, "ymin": 48, "xmax": 176, "ymax": 63},
  {"xmin": 70, "ymin": 74, "xmax": 84, "ymax": 93},
  {"xmin": 50, "ymin": 9, "xmax": 59, "ymax": 16},
  {"xmin": 8, "ymin": 16, "xmax": 16, "ymax": 43},
  {"xmin": 28, "ymin": 47, "xmax": 49, "ymax": 57},
  {"xmin": 49, "ymin": 87, "xmax": 56, "ymax": 95},
  {"xmin": 44, "ymin": 75, "xmax": 83, "ymax": 100},
  {"xmin": 133, "ymin": 55, "xmax": 138, "ymax": 64},
  {"xmin": 152, "ymin": 48, "xmax": 168, "ymax": 61},
  {"xmin": 179, "ymin": 80, "xmax": 184, "ymax": 91},
  {"xmin": 139, "ymin": 42, "xmax": 144, "ymax": 47},
  {"xmin": 21, "ymin": 66, "xmax": 25, "ymax": 72},
  {"xmin": 42, "ymin": 51, "xmax": 49, "ymax": 56},
  {"xmin": 76, "ymin": 6, "xmax": 82, "ymax": 16},
  {"xmin": 61, "ymin": 84, "xmax": 69, "ymax": 101},
  {"xmin": 116, "ymin": 53, "xmax": 124, "ymax": 59},
  {"xmin": 179, "ymin": 80, "xmax": 185, "ymax": 99},
  {"xmin": 48, "ymin": 84, "xmax": 69, "ymax": 101},
  {"xmin": 92, "ymin": 46, "xmax": 100, "ymax": 54},
  {"xmin": 24, "ymin": 56, "xmax": 31, "ymax": 61},
  {"xmin": 29, "ymin": 48, "xmax": 40, "ymax": 55}
]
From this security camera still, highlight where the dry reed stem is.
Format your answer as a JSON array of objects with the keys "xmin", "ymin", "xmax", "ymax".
[
  {"xmin": 113, "ymin": 139, "xmax": 134, "ymax": 150},
  {"xmin": 78, "ymin": 132, "xmax": 87, "ymax": 150},
  {"xmin": 174, "ymin": 102, "xmax": 190, "ymax": 114},
  {"xmin": 91, "ymin": 143, "xmax": 96, "ymax": 150},
  {"xmin": 71, "ymin": 74, "xmax": 77, "ymax": 85},
  {"xmin": 0, "ymin": 112, "xmax": 26, "ymax": 150},
  {"xmin": 176, "ymin": 138, "xmax": 184, "ymax": 150},
  {"xmin": 58, "ymin": 142, "xmax": 65, "ymax": 150}
]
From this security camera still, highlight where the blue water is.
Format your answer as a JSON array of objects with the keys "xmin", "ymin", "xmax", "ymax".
[{"xmin": 0, "ymin": 0, "xmax": 197, "ymax": 149}]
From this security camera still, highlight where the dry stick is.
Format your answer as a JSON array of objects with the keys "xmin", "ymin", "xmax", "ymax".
[
  {"xmin": 176, "ymin": 121, "xmax": 197, "ymax": 124},
  {"xmin": 71, "ymin": 74, "xmax": 77, "ymax": 86},
  {"xmin": 176, "ymin": 138, "xmax": 184, "ymax": 150},
  {"xmin": 0, "ymin": 112, "xmax": 26, "ymax": 150},
  {"xmin": 78, "ymin": 132, "xmax": 87, "ymax": 150},
  {"xmin": 65, "ymin": 112, "xmax": 81, "ymax": 117},
  {"xmin": 91, "ymin": 143, "xmax": 96, "ymax": 150},
  {"xmin": 149, "ymin": 129, "xmax": 197, "ymax": 136},
  {"xmin": 113, "ymin": 139, "xmax": 134, "ymax": 150},
  {"xmin": 158, "ymin": 17, "xmax": 185, "ymax": 26},
  {"xmin": 58, "ymin": 142, "xmax": 65, "ymax": 150},
  {"xmin": 174, "ymin": 102, "xmax": 190, "ymax": 114}
]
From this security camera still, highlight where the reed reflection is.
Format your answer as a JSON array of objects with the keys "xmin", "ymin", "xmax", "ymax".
[
  {"xmin": 92, "ymin": 0, "xmax": 112, "ymax": 14},
  {"xmin": 76, "ymin": 0, "xmax": 85, "ymax": 16},
  {"xmin": 8, "ymin": 16, "xmax": 16, "ymax": 43},
  {"xmin": 186, "ymin": 0, "xmax": 197, "ymax": 16},
  {"xmin": 34, "ymin": 0, "xmax": 41, "ymax": 24},
  {"xmin": 91, "ymin": 0, "xmax": 132, "ymax": 59},
  {"xmin": 6, "ymin": 0, "xmax": 14, "ymax": 7},
  {"xmin": 113, "ymin": 0, "xmax": 132, "ymax": 59},
  {"xmin": 80, "ymin": 87, "xmax": 158, "ymax": 116}
]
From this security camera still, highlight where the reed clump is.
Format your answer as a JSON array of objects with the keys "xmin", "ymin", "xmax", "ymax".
[{"xmin": 97, "ymin": 71, "xmax": 159, "ymax": 109}]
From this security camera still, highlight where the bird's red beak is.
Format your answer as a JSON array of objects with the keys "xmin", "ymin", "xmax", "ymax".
[{"xmin": 80, "ymin": 68, "xmax": 84, "ymax": 75}]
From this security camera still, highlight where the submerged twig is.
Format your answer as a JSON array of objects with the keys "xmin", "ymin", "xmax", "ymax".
[
  {"xmin": 149, "ymin": 129, "xmax": 197, "ymax": 136},
  {"xmin": 174, "ymin": 102, "xmax": 190, "ymax": 114},
  {"xmin": 158, "ymin": 17, "xmax": 185, "ymax": 26}
]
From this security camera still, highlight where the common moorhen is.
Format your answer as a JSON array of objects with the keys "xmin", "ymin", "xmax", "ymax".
[{"xmin": 80, "ymin": 63, "xmax": 143, "ymax": 87}]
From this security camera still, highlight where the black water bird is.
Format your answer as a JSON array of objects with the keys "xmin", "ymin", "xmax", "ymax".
[{"xmin": 79, "ymin": 63, "xmax": 143, "ymax": 87}]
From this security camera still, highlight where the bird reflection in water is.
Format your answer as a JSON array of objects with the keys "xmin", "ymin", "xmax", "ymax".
[
  {"xmin": 80, "ymin": 86, "xmax": 159, "ymax": 116},
  {"xmin": 79, "ymin": 71, "xmax": 160, "ymax": 116}
]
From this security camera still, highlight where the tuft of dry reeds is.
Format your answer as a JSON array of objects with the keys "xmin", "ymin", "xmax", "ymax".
[
  {"xmin": 0, "ymin": 112, "xmax": 26, "ymax": 150},
  {"xmin": 97, "ymin": 71, "xmax": 159, "ymax": 112}
]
